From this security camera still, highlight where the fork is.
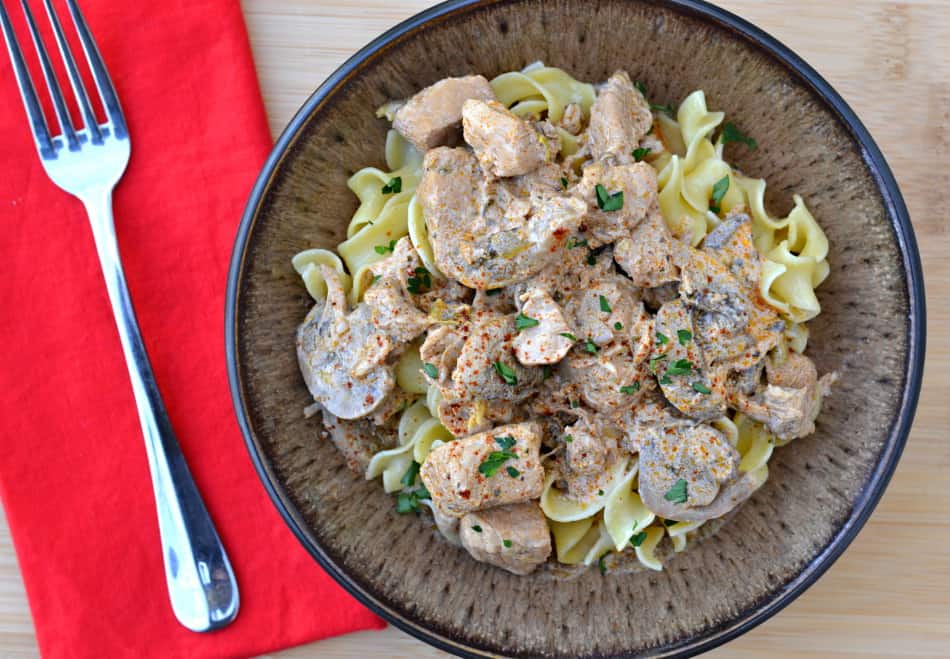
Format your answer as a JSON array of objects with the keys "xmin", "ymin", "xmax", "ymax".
[{"xmin": 0, "ymin": 0, "xmax": 238, "ymax": 632}]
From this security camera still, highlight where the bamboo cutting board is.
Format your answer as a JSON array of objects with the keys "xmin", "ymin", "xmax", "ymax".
[{"xmin": 1, "ymin": 1, "xmax": 948, "ymax": 657}]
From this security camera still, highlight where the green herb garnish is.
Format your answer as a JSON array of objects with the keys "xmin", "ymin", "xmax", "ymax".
[
  {"xmin": 584, "ymin": 339, "xmax": 599, "ymax": 354},
  {"xmin": 649, "ymin": 356, "xmax": 665, "ymax": 373},
  {"xmin": 515, "ymin": 313, "xmax": 540, "ymax": 330},
  {"xmin": 614, "ymin": 322, "xmax": 623, "ymax": 330},
  {"xmin": 666, "ymin": 359, "xmax": 694, "ymax": 376},
  {"xmin": 478, "ymin": 450, "xmax": 518, "ymax": 477},
  {"xmin": 422, "ymin": 362, "xmax": 438, "ymax": 378},
  {"xmin": 709, "ymin": 175, "xmax": 730, "ymax": 214},
  {"xmin": 630, "ymin": 531, "xmax": 648, "ymax": 547},
  {"xmin": 634, "ymin": 80, "xmax": 647, "ymax": 96},
  {"xmin": 721, "ymin": 122, "xmax": 758, "ymax": 150},
  {"xmin": 472, "ymin": 525, "xmax": 483, "ymax": 533},
  {"xmin": 564, "ymin": 434, "xmax": 573, "ymax": 443},
  {"xmin": 492, "ymin": 361, "xmax": 517, "ymax": 385},
  {"xmin": 400, "ymin": 461, "xmax": 420, "ymax": 488},
  {"xmin": 381, "ymin": 176, "xmax": 402, "ymax": 194},
  {"xmin": 651, "ymin": 102, "xmax": 675, "ymax": 116},
  {"xmin": 542, "ymin": 365, "xmax": 552, "ymax": 380},
  {"xmin": 599, "ymin": 295, "xmax": 612, "ymax": 313},
  {"xmin": 567, "ymin": 237, "xmax": 589, "ymax": 250},
  {"xmin": 560, "ymin": 176, "xmax": 569, "ymax": 189},
  {"xmin": 659, "ymin": 374, "xmax": 672, "ymax": 385},
  {"xmin": 664, "ymin": 478, "xmax": 688, "ymax": 504},
  {"xmin": 692, "ymin": 381, "xmax": 711, "ymax": 394},
  {"xmin": 407, "ymin": 266, "xmax": 431, "ymax": 294},
  {"xmin": 677, "ymin": 329, "xmax": 693, "ymax": 345},
  {"xmin": 586, "ymin": 253, "xmax": 596, "ymax": 266},
  {"xmin": 619, "ymin": 382, "xmax": 641, "ymax": 395},
  {"xmin": 560, "ymin": 332, "xmax": 577, "ymax": 342},
  {"xmin": 656, "ymin": 332, "xmax": 669, "ymax": 345},
  {"xmin": 506, "ymin": 466, "xmax": 521, "ymax": 478},
  {"xmin": 632, "ymin": 147, "xmax": 651, "ymax": 162},
  {"xmin": 495, "ymin": 435, "xmax": 516, "ymax": 450},
  {"xmin": 663, "ymin": 518, "xmax": 678, "ymax": 527},
  {"xmin": 485, "ymin": 288, "xmax": 501, "ymax": 296},
  {"xmin": 598, "ymin": 553, "xmax": 608, "ymax": 575},
  {"xmin": 503, "ymin": 539, "xmax": 513, "ymax": 548},
  {"xmin": 594, "ymin": 184, "xmax": 624, "ymax": 211},
  {"xmin": 374, "ymin": 239, "xmax": 397, "ymax": 255}
]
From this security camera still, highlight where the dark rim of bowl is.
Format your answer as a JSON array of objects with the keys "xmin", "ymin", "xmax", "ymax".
[{"xmin": 226, "ymin": 0, "xmax": 926, "ymax": 656}]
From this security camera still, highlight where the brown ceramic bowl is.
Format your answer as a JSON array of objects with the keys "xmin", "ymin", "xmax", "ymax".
[{"xmin": 226, "ymin": 1, "xmax": 925, "ymax": 656}]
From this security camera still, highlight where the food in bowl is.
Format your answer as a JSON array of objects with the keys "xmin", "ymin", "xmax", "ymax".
[{"xmin": 292, "ymin": 63, "xmax": 836, "ymax": 576}]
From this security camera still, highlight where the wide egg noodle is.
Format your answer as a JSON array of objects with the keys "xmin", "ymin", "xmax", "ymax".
[{"xmin": 490, "ymin": 62, "xmax": 596, "ymax": 123}]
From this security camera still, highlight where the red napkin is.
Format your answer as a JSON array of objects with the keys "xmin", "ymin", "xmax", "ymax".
[{"xmin": 0, "ymin": 1, "xmax": 384, "ymax": 657}]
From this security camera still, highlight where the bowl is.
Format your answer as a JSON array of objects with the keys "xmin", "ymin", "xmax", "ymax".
[{"xmin": 225, "ymin": 0, "xmax": 925, "ymax": 655}]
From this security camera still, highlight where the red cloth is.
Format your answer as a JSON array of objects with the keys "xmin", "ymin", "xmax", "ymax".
[{"xmin": 0, "ymin": 1, "xmax": 384, "ymax": 657}]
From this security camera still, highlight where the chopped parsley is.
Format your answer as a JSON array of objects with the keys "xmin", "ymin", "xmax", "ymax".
[
  {"xmin": 649, "ymin": 355, "xmax": 666, "ymax": 373},
  {"xmin": 381, "ymin": 176, "xmax": 402, "ymax": 194},
  {"xmin": 692, "ymin": 381, "xmax": 712, "ymax": 394},
  {"xmin": 485, "ymin": 288, "xmax": 501, "ymax": 296},
  {"xmin": 478, "ymin": 450, "xmax": 518, "ymax": 477},
  {"xmin": 506, "ymin": 466, "xmax": 521, "ymax": 478},
  {"xmin": 599, "ymin": 295, "xmax": 612, "ymax": 313},
  {"xmin": 630, "ymin": 531, "xmax": 648, "ymax": 547},
  {"xmin": 659, "ymin": 374, "xmax": 672, "ymax": 385},
  {"xmin": 503, "ymin": 539, "xmax": 513, "ymax": 548},
  {"xmin": 559, "ymin": 332, "xmax": 577, "ymax": 342},
  {"xmin": 560, "ymin": 176, "xmax": 569, "ymax": 189},
  {"xmin": 567, "ymin": 237, "xmax": 589, "ymax": 250},
  {"xmin": 570, "ymin": 399, "xmax": 579, "ymax": 409},
  {"xmin": 492, "ymin": 361, "xmax": 517, "ymax": 385},
  {"xmin": 632, "ymin": 146, "xmax": 651, "ymax": 162},
  {"xmin": 407, "ymin": 266, "xmax": 431, "ymax": 294},
  {"xmin": 374, "ymin": 239, "xmax": 397, "ymax": 254},
  {"xmin": 651, "ymin": 102, "xmax": 675, "ymax": 117},
  {"xmin": 495, "ymin": 435, "xmax": 516, "ymax": 450},
  {"xmin": 598, "ymin": 553, "xmax": 608, "ymax": 575},
  {"xmin": 564, "ymin": 434, "xmax": 573, "ymax": 443},
  {"xmin": 663, "ymin": 518, "xmax": 678, "ymax": 527},
  {"xmin": 422, "ymin": 362, "xmax": 438, "ymax": 378},
  {"xmin": 471, "ymin": 525, "xmax": 483, "ymax": 533},
  {"xmin": 371, "ymin": 274, "xmax": 382, "ymax": 285},
  {"xmin": 620, "ymin": 382, "xmax": 641, "ymax": 395},
  {"xmin": 400, "ymin": 461, "xmax": 420, "ymax": 487},
  {"xmin": 594, "ymin": 184, "xmax": 624, "ymax": 211},
  {"xmin": 584, "ymin": 339, "xmax": 599, "ymax": 354},
  {"xmin": 597, "ymin": 489, "xmax": 605, "ymax": 496},
  {"xmin": 721, "ymin": 122, "xmax": 758, "ymax": 150},
  {"xmin": 395, "ymin": 486, "xmax": 430, "ymax": 514},
  {"xmin": 709, "ymin": 175, "xmax": 730, "ymax": 214},
  {"xmin": 677, "ymin": 329, "xmax": 693, "ymax": 345},
  {"xmin": 586, "ymin": 253, "xmax": 596, "ymax": 266},
  {"xmin": 634, "ymin": 80, "xmax": 647, "ymax": 96},
  {"xmin": 515, "ymin": 313, "xmax": 540, "ymax": 330},
  {"xmin": 655, "ymin": 332, "xmax": 669, "ymax": 345},
  {"xmin": 614, "ymin": 321, "xmax": 624, "ymax": 330},
  {"xmin": 666, "ymin": 359, "xmax": 694, "ymax": 376},
  {"xmin": 664, "ymin": 478, "xmax": 688, "ymax": 504}
]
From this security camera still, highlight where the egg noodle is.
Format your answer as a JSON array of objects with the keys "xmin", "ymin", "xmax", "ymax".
[{"xmin": 293, "ymin": 64, "xmax": 830, "ymax": 572}]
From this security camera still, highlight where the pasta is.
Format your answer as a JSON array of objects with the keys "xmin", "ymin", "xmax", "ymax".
[{"xmin": 293, "ymin": 63, "xmax": 836, "ymax": 577}]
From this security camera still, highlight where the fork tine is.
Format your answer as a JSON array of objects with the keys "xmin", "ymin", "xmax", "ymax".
[
  {"xmin": 0, "ymin": 2, "xmax": 56, "ymax": 159},
  {"xmin": 20, "ymin": 0, "xmax": 79, "ymax": 151},
  {"xmin": 65, "ymin": 0, "xmax": 126, "ymax": 140},
  {"xmin": 42, "ymin": 0, "xmax": 101, "ymax": 144}
]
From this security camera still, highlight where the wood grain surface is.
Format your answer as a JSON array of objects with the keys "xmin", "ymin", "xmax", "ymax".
[{"xmin": 1, "ymin": 1, "xmax": 947, "ymax": 657}]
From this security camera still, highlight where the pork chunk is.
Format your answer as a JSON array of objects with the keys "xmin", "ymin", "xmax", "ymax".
[
  {"xmin": 588, "ymin": 70, "xmax": 653, "ymax": 164},
  {"xmin": 459, "ymin": 503, "xmax": 552, "ymax": 575},
  {"xmin": 513, "ymin": 287, "xmax": 574, "ymax": 365},
  {"xmin": 420, "ymin": 422, "xmax": 544, "ymax": 516},
  {"xmin": 614, "ymin": 205, "xmax": 682, "ymax": 287},
  {"xmin": 462, "ymin": 99, "xmax": 549, "ymax": 177},
  {"xmin": 393, "ymin": 75, "xmax": 494, "ymax": 151},
  {"xmin": 575, "ymin": 161, "xmax": 657, "ymax": 247}
]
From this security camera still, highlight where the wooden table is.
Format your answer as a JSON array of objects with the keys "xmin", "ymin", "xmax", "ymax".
[{"xmin": 2, "ymin": 1, "xmax": 948, "ymax": 656}]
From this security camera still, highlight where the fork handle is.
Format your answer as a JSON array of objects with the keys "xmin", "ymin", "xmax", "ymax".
[{"xmin": 82, "ymin": 190, "xmax": 239, "ymax": 632}]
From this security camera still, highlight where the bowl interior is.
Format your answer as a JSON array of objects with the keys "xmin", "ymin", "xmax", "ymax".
[{"xmin": 229, "ymin": 0, "xmax": 919, "ymax": 656}]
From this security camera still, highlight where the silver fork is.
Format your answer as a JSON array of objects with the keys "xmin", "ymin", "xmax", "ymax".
[{"xmin": 0, "ymin": 0, "xmax": 238, "ymax": 632}]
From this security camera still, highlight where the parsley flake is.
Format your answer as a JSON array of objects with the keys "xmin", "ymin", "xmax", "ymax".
[
  {"xmin": 677, "ymin": 329, "xmax": 693, "ymax": 345},
  {"xmin": 666, "ymin": 359, "xmax": 693, "ymax": 376},
  {"xmin": 485, "ymin": 288, "xmax": 501, "ymax": 296},
  {"xmin": 515, "ymin": 313, "xmax": 540, "ymax": 331},
  {"xmin": 374, "ymin": 239, "xmax": 397, "ymax": 255},
  {"xmin": 597, "ymin": 489, "xmax": 605, "ymax": 496},
  {"xmin": 503, "ymin": 539, "xmax": 513, "ymax": 548},
  {"xmin": 400, "ymin": 461, "xmax": 420, "ymax": 488},
  {"xmin": 651, "ymin": 102, "xmax": 675, "ymax": 117},
  {"xmin": 395, "ymin": 486, "xmax": 430, "ymax": 514},
  {"xmin": 584, "ymin": 339, "xmax": 599, "ymax": 354},
  {"xmin": 564, "ymin": 434, "xmax": 573, "ymax": 443},
  {"xmin": 649, "ymin": 356, "xmax": 666, "ymax": 373},
  {"xmin": 381, "ymin": 176, "xmax": 402, "ymax": 194},
  {"xmin": 663, "ymin": 519, "xmax": 678, "ymax": 527},
  {"xmin": 407, "ymin": 266, "xmax": 431, "ymax": 294},
  {"xmin": 721, "ymin": 122, "xmax": 758, "ymax": 150},
  {"xmin": 632, "ymin": 146, "xmax": 651, "ymax": 162},
  {"xmin": 630, "ymin": 531, "xmax": 648, "ymax": 547},
  {"xmin": 495, "ymin": 435, "xmax": 516, "ymax": 450},
  {"xmin": 664, "ymin": 478, "xmax": 688, "ymax": 504},
  {"xmin": 709, "ymin": 175, "xmax": 730, "ymax": 214},
  {"xmin": 692, "ymin": 381, "xmax": 712, "ymax": 394},
  {"xmin": 560, "ymin": 176, "xmax": 569, "ymax": 189},
  {"xmin": 478, "ymin": 450, "xmax": 518, "ymax": 477},
  {"xmin": 594, "ymin": 184, "xmax": 624, "ymax": 211},
  {"xmin": 472, "ymin": 525, "xmax": 483, "ymax": 533},
  {"xmin": 659, "ymin": 374, "xmax": 672, "ymax": 385},
  {"xmin": 560, "ymin": 332, "xmax": 577, "ymax": 342},
  {"xmin": 586, "ymin": 253, "xmax": 596, "ymax": 266},
  {"xmin": 506, "ymin": 466, "xmax": 521, "ymax": 478},
  {"xmin": 570, "ymin": 399, "xmax": 579, "ymax": 409},
  {"xmin": 620, "ymin": 382, "xmax": 641, "ymax": 394},
  {"xmin": 656, "ymin": 332, "xmax": 669, "ymax": 345},
  {"xmin": 422, "ymin": 362, "xmax": 438, "ymax": 378},
  {"xmin": 371, "ymin": 274, "xmax": 382, "ymax": 285},
  {"xmin": 492, "ymin": 361, "xmax": 517, "ymax": 385},
  {"xmin": 634, "ymin": 80, "xmax": 647, "ymax": 96},
  {"xmin": 614, "ymin": 322, "xmax": 623, "ymax": 330},
  {"xmin": 598, "ymin": 553, "xmax": 608, "ymax": 575},
  {"xmin": 567, "ymin": 237, "xmax": 589, "ymax": 250},
  {"xmin": 599, "ymin": 295, "xmax": 612, "ymax": 313}
]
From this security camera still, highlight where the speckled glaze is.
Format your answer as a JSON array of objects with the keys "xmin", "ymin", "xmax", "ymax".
[{"xmin": 225, "ymin": 1, "xmax": 925, "ymax": 656}]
